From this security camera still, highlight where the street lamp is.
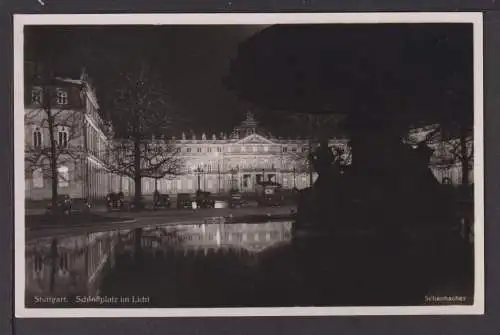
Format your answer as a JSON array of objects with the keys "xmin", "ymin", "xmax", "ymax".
[
  {"xmin": 203, "ymin": 168, "xmax": 207, "ymax": 191},
  {"xmin": 195, "ymin": 165, "xmax": 204, "ymax": 193},
  {"xmin": 230, "ymin": 167, "xmax": 238, "ymax": 191},
  {"xmin": 217, "ymin": 163, "xmax": 221, "ymax": 193}
]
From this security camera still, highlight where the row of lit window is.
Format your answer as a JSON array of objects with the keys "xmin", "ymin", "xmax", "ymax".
[
  {"xmin": 283, "ymin": 147, "xmax": 307, "ymax": 153},
  {"xmin": 172, "ymin": 231, "xmax": 284, "ymax": 243},
  {"xmin": 31, "ymin": 88, "xmax": 68, "ymax": 105},
  {"xmin": 32, "ymin": 128, "xmax": 68, "ymax": 148},
  {"xmin": 176, "ymin": 146, "xmax": 308, "ymax": 154},
  {"xmin": 177, "ymin": 147, "xmax": 223, "ymax": 153}
]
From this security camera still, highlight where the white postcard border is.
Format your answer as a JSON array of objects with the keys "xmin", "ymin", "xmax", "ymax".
[{"xmin": 14, "ymin": 12, "xmax": 484, "ymax": 318}]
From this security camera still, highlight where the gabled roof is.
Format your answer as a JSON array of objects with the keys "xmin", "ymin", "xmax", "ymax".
[{"xmin": 234, "ymin": 133, "xmax": 275, "ymax": 145}]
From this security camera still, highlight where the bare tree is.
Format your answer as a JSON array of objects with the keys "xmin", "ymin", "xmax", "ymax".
[
  {"xmin": 101, "ymin": 62, "xmax": 185, "ymax": 207},
  {"xmin": 25, "ymin": 79, "xmax": 85, "ymax": 209},
  {"xmin": 106, "ymin": 136, "xmax": 184, "ymax": 193},
  {"xmin": 284, "ymin": 113, "xmax": 348, "ymax": 185}
]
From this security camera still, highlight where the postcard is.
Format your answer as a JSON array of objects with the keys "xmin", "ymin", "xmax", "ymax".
[{"xmin": 14, "ymin": 12, "xmax": 484, "ymax": 317}]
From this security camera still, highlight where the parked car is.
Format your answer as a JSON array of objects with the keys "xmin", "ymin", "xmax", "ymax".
[
  {"xmin": 46, "ymin": 194, "xmax": 72, "ymax": 215},
  {"xmin": 255, "ymin": 182, "xmax": 285, "ymax": 207},
  {"xmin": 46, "ymin": 195, "xmax": 91, "ymax": 215},
  {"xmin": 177, "ymin": 193, "xmax": 194, "ymax": 209},
  {"xmin": 153, "ymin": 192, "xmax": 171, "ymax": 209},
  {"xmin": 229, "ymin": 190, "xmax": 245, "ymax": 208},
  {"xmin": 70, "ymin": 198, "xmax": 92, "ymax": 214},
  {"xmin": 196, "ymin": 191, "xmax": 215, "ymax": 209},
  {"xmin": 106, "ymin": 192, "xmax": 125, "ymax": 211}
]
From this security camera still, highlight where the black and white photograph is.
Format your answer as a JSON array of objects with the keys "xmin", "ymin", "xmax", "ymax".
[{"xmin": 14, "ymin": 13, "xmax": 484, "ymax": 317}]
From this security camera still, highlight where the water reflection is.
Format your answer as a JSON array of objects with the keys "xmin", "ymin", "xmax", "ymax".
[
  {"xmin": 136, "ymin": 221, "xmax": 292, "ymax": 254},
  {"xmin": 102, "ymin": 221, "xmax": 298, "ymax": 308},
  {"xmin": 26, "ymin": 219, "xmax": 473, "ymax": 308}
]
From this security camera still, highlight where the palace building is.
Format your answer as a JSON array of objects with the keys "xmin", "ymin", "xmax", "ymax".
[
  {"xmin": 24, "ymin": 67, "xmax": 122, "ymax": 201},
  {"xmin": 137, "ymin": 112, "xmax": 348, "ymax": 196},
  {"xmin": 24, "ymin": 65, "xmax": 472, "ymax": 202},
  {"xmin": 141, "ymin": 112, "xmax": 470, "ymax": 196}
]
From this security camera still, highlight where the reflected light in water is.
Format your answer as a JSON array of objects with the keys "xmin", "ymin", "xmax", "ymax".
[{"xmin": 142, "ymin": 221, "xmax": 293, "ymax": 254}]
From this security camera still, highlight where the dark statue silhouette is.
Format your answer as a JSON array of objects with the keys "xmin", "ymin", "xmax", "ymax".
[
  {"xmin": 297, "ymin": 125, "xmax": 458, "ymax": 231},
  {"xmin": 292, "ymin": 120, "xmax": 470, "ymax": 305}
]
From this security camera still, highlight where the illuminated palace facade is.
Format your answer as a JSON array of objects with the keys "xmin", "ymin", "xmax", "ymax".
[
  {"xmin": 139, "ymin": 112, "xmax": 345, "ymax": 195},
  {"xmin": 24, "ymin": 64, "xmax": 471, "ymax": 201},
  {"xmin": 134, "ymin": 112, "xmax": 472, "ymax": 196}
]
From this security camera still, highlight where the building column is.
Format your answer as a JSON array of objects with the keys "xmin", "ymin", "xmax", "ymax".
[{"xmin": 93, "ymin": 166, "xmax": 95, "ymax": 200}]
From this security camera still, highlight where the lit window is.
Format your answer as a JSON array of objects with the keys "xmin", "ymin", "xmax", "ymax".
[
  {"xmin": 197, "ymin": 148, "xmax": 202, "ymax": 153},
  {"xmin": 253, "ymin": 146, "xmax": 257, "ymax": 152},
  {"xmin": 33, "ymin": 168, "xmax": 44, "ymax": 188},
  {"xmin": 282, "ymin": 147, "xmax": 288, "ymax": 153},
  {"xmin": 58, "ymin": 166, "xmax": 69, "ymax": 187},
  {"xmin": 291, "ymin": 147, "xmax": 297, "ymax": 152},
  {"xmin": 31, "ymin": 89, "xmax": 42, "ymax": 104},
  {"xmin": 58, "ymin": 127, "xmax": 68, "ymax": 148},
  {"xmin": 56, "ymin": 90, "xmax": 68, "ymax": 105},
  {"xmin": 32, "ymin": 127, "xmax": 42, "ymax": 147},
  {"xmin": 301, "ymin": 147, "xmax": 307, "ymax": 152},
  {"xmin": 176, "ymin": 147, "xmax": 181, "ymax": 153},
  {"xmin": 207, "ymin": 147, "xmax": 212, "ymax": 153},
  {"xmin": 217, "ymin": 147, "xmax": 222, "ymax": 152},
  {"xmin": 264, "ymin": 146, "xmax": 269, "ymax": 152},
  {"xmin": 187, "ymin": 147, "xmax": 191, "ymax": 153}
]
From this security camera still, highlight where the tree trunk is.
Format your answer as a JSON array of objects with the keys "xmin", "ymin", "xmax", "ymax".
[
  {"xmin": 47, "ymin": 107, "xmax": 59, "ymax": 210},
  {"xmin": 308, "ymin": 116, "xmax": 314, "ymax": 187},
  {"xmin": 133, "ymin": 137, "xmax": 142, "ymax": 209},
  {"xmin": 460, "ymin": 127, "xmax": 470, "ymax": 186},
  {"xmin": 308, "ymin": 138, "xmax": 314, "ymax": 187}
]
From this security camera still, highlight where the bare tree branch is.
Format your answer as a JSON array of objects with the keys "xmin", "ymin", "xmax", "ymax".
[{"xmin": 100, "ymin": 63, "xmax": 187, "ymax": 204}]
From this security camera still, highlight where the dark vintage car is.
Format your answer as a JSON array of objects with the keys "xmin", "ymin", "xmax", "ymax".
[
  {"xmin": 255, "ymin": 182, "xmax": 285, "ymax": 207},
  {"xmin": 70, "ymin": 198, "xmax": 92, "ymax": 214},
  {"xmin": 196, "ymin": 191, "xmax": 215, "ymax": 209},
  {"xmin": 153, "ymin": 192, "xmax": 171, "ymax": 209},
  {"xmin": 106, "ymin": 192, "xmax": 126, "ymax": 211},
  {"xmin": 46, "ymin": 194, "xmax": 72, "ymax": 215},
  {"xmin": 177, "ymin": 193, "xmax": 194, "ymax": 209},
  {"xmin": 46, "ymin": 195, "xmax": 91, "ymax": 215},
  {"xmin": 229, "ymin": 190, "xmax": 245, "ymax": 208}
]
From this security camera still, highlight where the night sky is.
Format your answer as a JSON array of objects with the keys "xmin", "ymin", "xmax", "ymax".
[
  {"xmin": 24, "ymin": 23, "xmax": 473, "ymax": 137},
  {"xmin": 25, "ymin": 25, "xmax": 266, "ymax": 135}
]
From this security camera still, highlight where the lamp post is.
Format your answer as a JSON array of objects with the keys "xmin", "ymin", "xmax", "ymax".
[
  {"xmin": 217, "ymin": 163, "xmax": 221, "ymax": 193},
  {"xmin": 203, "ymin": 168, "xmax": 207, "ymax": 191},
  {"xmin": 195, "ymin": 165, "xmax": 204, "ymax": 192},
  {"xmin": 230, "ymin": 167, "xmax": 238, "ymax": 191},
  {"xmin": 293, "ymin": 166, "xmax": 297, "ymax": 189}
]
